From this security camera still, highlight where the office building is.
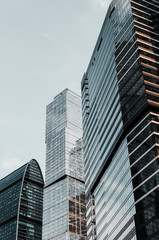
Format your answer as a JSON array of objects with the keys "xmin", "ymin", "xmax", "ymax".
[
  {"xmin": 0, "ymin": 159, "xmax": 44, "ymax": 240},
  {"xmin": 81, "ymin": 0, "xmax": 159, "ymax": 239},
  {"xmin": 43, "ymin": 89, "xmax": 87, "ymax": 240}
]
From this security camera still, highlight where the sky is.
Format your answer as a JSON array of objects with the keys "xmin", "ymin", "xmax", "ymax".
[{"xmin": 0, "ymin": 0, "xmax": 112, "ymax": 180}]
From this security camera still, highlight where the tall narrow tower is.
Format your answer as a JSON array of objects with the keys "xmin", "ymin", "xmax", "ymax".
[{"xmin": 43, "ymin": 89, "xmax": 87, "ymax": 240}]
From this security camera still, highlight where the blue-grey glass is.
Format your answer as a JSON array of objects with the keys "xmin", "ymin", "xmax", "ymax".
[
  {"xmin": 43, "ymin": 89, "xmax": 87, "ymax": 240},
  {"xmin": 94, "ymin": 139, "xmax": 136, "ymax": 239},
  {"xmin": 0, "ymin": 159, "xmax": 44, "ymax": 240}
]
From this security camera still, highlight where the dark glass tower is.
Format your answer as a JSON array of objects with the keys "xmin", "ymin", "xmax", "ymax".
[
  {"xmin": 0, "ymin": 159, "xmax": 44, "ymax": 240},
  {"xmin": 81, "ymin": 0, "xmax": 159, "ymax": 239}
]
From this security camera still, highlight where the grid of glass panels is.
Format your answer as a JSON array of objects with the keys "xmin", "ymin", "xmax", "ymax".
[
  {"xmin": 94, "ymin": 139, "xmax": 136, "ymax": 240},
  {"xmin": 43, "ymin": 89, "xmax": 87, "ymax": 240},
  {"xmin": 68, "ymin": 177, "xmax": 86, "ymax": 238},
  {"xmin": 18, "ymin": 160, "xmax": 44, "ymax": 239},
  {"xmin": 0, "ymin": 165, "xmax": 26, "ymax": 240},
  {"xmin": 43, "ymin": 177, "xmax": 86, "ymax": 240},
  {"xmin": 67, "ymin": 139, "xmax": 84, "ymax": 181},
  {"xmin": 45, "ymin": 89, "xmax": 83, "ymax": 186},
  {"xmin": 45, "ymin": 92, "xmax": 67, "ymax": 185},
  {"xmin": 0, "ymin": 160, "xmax": 44, "ymax": 240},
  {"xmin": 43, "ymin": 178, "xmax": 68, "ymax": 239}
]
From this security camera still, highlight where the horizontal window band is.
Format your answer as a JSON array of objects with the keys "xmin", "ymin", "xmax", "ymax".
[
  {"xmin": 132, "ymin": 6, "xmax": 150, "ymax": 15},
  {"xmin": 146, "ymin": 89, "xmax": 159, "ymax": 97},
  {"xmin": 148, "ymin": 99, "xmax": 159, "ymax": 107},
  {"xmin": 134, "ymin": 19, "xmax": 154, "ymax": 30},
  {"xmin": 138, "ymin": 46, "xmax": 155, "ymax": 54},
  {"xmin": 141, "ymin": 62, "xmax": 158, "ymax": 71},
  {"xmin": 143, "ymin": 70, "xmax": 159, "ymax": 79},
  {"xmin": 131, "ymin": 0, "xmax": 146, "ymax": 9},
  {"xmin": 131, "ymin": 0, "xmax": 159, "ymax": 14},
  {"xmin": 116, "ymin": 41, "xmax": 137, "ymax": 69},
  {"xmin": 137, "ymin": 38, "xmax": 153, "ymax": 47},
  {"xmin": 135, "ymin": 24, "xmax": 158, "ymax": 36},
  {"xmin": 89, "ymin": 106, "xmax": 152, "ymax": 195},
  {"xmin": 140, "ymin": 54, "xmax": 157, "ymax": 63},
  {"xmin": 120, "ymin": 74, "xmax": 143, "ymax": 99},
  {"xmin": 133, "ymin": 13, "xmax": 152, "ymax": 22},
  {"xmin": 120, "ymin": 84, "xmax": 145, "ymax": 109},
  {"xmin": 136, "ymin": 30, "xmax": 151, "ymax": 38}
]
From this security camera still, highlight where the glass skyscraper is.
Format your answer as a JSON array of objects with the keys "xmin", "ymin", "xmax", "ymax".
[
  {"xmin": 81, "ymin": 0, "xmax": 159, "ymax": 239},
  {"xmin": 0, "ymin": 159, "xmax": 44, "ymax": 240},
  {"xmin": 43, "ymin": 89, "xmax": 87, "ymax": 240}
]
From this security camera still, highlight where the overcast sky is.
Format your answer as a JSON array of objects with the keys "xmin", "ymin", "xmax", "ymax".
[{"xmin": 0, "ymin": 0, "xmax": 112, "ymax": 179}]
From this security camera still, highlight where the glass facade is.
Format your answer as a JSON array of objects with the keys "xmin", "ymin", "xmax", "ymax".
[
  {"xmin": 0, "ymin": 159, "xmax": 44, "ymax": 240},
  {"xmin": 81, "ymin": 0, "xmax": 159, "ymax": 239},
  {"xmin": 43, "ymin": 89, "xmax": 87, "ymax": 240}
]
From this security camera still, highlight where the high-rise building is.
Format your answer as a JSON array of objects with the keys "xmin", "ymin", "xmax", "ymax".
[
  {"xmin": 0, "ymin": 159, "xmax": 44, "ymax": 240},
  {"xmin": 81, "ymin": 0, "xmax": 159, "ymax": 239},
  {"xmin": 43, "ymin": 89, "xmax": 87, "ymax": 240}
]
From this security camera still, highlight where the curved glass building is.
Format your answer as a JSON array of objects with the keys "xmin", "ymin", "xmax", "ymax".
[
  {"xmin": 81, "ymin": 0, "xmax": 159, "ymax": 239},
  {"xmin": 0, "ymin": 159, "xmax": 44, "ymax": 240}
]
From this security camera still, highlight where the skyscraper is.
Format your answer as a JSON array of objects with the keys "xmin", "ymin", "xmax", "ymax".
[
  {"xmin": 81, "ymin": 0, "xmax": 159, "ymax": 239},
  {"xmin": 43, "ymin": 89, "xmax": 87, "ymax": 240},
  {"xmin": 0, "ymin": 159, "xmax": 44, "ymax": 240}
]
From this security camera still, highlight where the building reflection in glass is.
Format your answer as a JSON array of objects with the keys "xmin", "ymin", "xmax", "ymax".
[{"xmin": 43, "ymin": 89, "xmax": 87, "ymax": 240}]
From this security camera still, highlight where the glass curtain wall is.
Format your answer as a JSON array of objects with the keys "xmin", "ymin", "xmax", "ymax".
[
  {"xmin": 43, "ymin": 89, "xmax": 87, "ymax": 240},
  {"xmin": 81, "ymin": 0, "xmax": 159, "ymax": 239},
  {"xmin": 112, "ymin": 0, "xmax": 159, "ymax": 238},
  {"xmin": 0, "ymin": 159, "xmax": 44, "ymax": 240}
]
